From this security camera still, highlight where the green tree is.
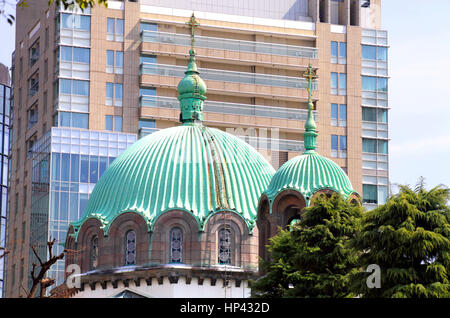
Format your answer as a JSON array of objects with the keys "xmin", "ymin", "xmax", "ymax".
[
  {"xmin": 1, "ymin": 0, "xmax": 108, "ymax": 25},
  {"xmin": 351, "ymin": 182, "xmax": 450, "ymax": 298},
  {"xmin": 251, "ymin": 193, "xmax": 362, "ymax": 298}
]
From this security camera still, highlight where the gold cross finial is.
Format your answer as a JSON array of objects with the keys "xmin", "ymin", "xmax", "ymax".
[
  {"xmin": 186, "ymin": 13, "xmax": 200, "ymax": 52},
  {"xmin": 302, "ymin": 64, "xmax": 318, "ymax": 106}
]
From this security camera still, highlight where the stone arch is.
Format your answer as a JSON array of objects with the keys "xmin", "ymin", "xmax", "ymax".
[
  {"xmin": 76, "ymin": 218, "xmax": 105, "ymax": 273},
  {"xmin": 151, "ymin": 210, "xmax": 200, "ymax": 265},
  {"xmin": 309, "ymin": 188, "xmax": 339, "ymax": 205},
  {"xmin": 107, "ymin": 212, "xmax": 150, "ymax": 268},
  {"xmin": 202, "ymin": 211, "xmax": 252, "ymax": 268}
]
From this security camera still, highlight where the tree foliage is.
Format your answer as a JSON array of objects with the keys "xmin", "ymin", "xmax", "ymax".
[
  {"xmin": 251, "ymin": 194, "xmax": 362, "ymax": 298},
  {"xmin": 351, "ymin": 183, "xmax": 450, "ymax": 298},
  {"xmin": 1, "ymin": 0, "xmax": 108, "ymax": 25}
]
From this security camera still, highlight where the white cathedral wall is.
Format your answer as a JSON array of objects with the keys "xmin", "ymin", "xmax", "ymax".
[{"xmin": 71, "ymin": 276, "xmax": 251, "ymax": 298}]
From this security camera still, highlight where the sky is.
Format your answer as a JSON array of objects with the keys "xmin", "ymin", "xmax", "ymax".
[{"xmin": 0, "ymin": 0, "xmax": 449, "ymax": 190}]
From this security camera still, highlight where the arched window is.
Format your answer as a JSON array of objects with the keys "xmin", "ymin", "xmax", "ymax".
[
  {"xmin": 125, "ymin": 230, "xmax": 136, "ymax": 265},
  {"xmin": 90, "ymin": 235, "xmax": 98, "ymax": 270},
  {"xmin": 169, "ymin": 227, "xmax": 183, "ymax": 263},
  {"xmin": 218, "ymin": 228, "xmax": 232, "ymax": 265}
]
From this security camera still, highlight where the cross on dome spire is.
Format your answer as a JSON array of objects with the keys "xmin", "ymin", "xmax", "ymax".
[
  {"xmin": 177, "ymin": 13, "xmax": 207, "ymax": 124},
  {"xmin": 302, "ymin": 64, "xmax": 318, "ymax": 153},
  {"xmin": 186, "ymin": 13, "xmax": 200, "ymax": 54}
]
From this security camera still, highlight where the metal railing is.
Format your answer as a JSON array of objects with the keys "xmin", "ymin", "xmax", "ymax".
[
  {"xmin": 141, "ymin": 30, "xmax": 318, "ymax": 59},
  {"xmin": 139, "ymin": 127, "xmax": 305, "ymax": 152},
  {"xmin": 140, "ymin": 63, "xmax": 316, "ymax": 90},
  {"xmin": 139, "ymin": 95, "xmax": 317, "ymax": 121}
]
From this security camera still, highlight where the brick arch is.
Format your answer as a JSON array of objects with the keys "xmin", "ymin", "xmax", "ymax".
[
  {"xmin": 202, "ymin": 211, "xmax": 252, "ymax": 268},
  {"xmin": 64, "ymin": 226, "xmax": 77, "ymax": 275},
  {"xmin": 76, "ymin": 218, "xmax": 105, "ymax": 273},
  {"xmin": 348, "ymin": 193, "xmax": 362, "ymax": 206},
  {"xmin": 107, "ymin": 212, "xmax": 150, "ymax": 268},
  {"xmin": 151, "ymin": 210, "xmax": 200, "ymax": 265},
  {"xmin": 272, "ymin": 189, "xmax": 307, "ymax": 228},
  {"xmin": 256, "ymin": 196, "xmax": 271, "ymax": 263},
  {"xmin": 258, "ymin": 190, "xmax": 307, "ymax": 264}
]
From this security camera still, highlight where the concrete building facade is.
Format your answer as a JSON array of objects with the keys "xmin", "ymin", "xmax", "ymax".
[{"xmin": 5, "ymin": 0, "xmax": 388, "ymax": 297}]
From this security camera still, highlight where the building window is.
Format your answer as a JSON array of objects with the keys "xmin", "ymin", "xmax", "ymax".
[
  {"xmin": 29, "ymin": 40, "xmax": 40, "ymax": 68},
  {"xmin": 138, "ymin": 119, "xmax": 156, "ymax": 138},
  {"xmin": 218, "ymin": 228, "xmax": 232, "ymax": 265},
  {"xmin": 26, "ymin": 135, "xmax": 37, "ymax": 159},
  {"xmin": 362, "ymin": 45, "xmax": 387, "ymax": 61},
  {"xmin": 60, "ymin": 78, "xmax": 89, "ymax": 96},
  {"xmin": 105, "ymin": 115, "xmax": 122, "ymax": 132},
  {"xmin": 362, "ymin": 107, "xmax": 387, "ymax": 123},
  {"xmin": 59, "ymin": 111, "xmax": 88, "ymax": 129},
  {"xmin": 331, "ymin": 135, "xmax": 347, "ymax": 158},
  {"xmin": 125, "ymin": 230, "xmax": 136, "ymax": 265},
  {"xmin": 331, "ymin": 41, "xmax": 346, "ymax": 64},
  {"xmin": 331, "ymin": 103, "xmax": 346, "ymax": 126},
  {"xmin": 90, "ymin": 235, "xmax": 98, "ymax": 270},
  {"xmin": 27, "ymin": 104, "xmax": 38, "ymax": 130},
  {"xmin": 61, "ymin": 13, "xmax": 90, "ymax": 31},
  {"xmin": 45, "ymin": 27, "xmax": 49, "ymax": 49},
  {"xmin": 169, "ymin": 227, "xmax": 183, "ymax": 263},
  {"xmin": 140, "ymin": 22, "xmax": 157, "ymax": 32},
  {"xmin": 107, "ymin": 18, "xmax": 124, "ymax": 42},
  {"xmin": 362, "ymin": 138, "xmax": 388, "ymax": 154},
  {"xmin": 105, "ymin": 82, "xmax": 123, "ymax": 106},
  {"xmin": 363, "ymin": 184, "xmax": 377, "ymax": 204},
  {"xmin": 60, "ymin": 46, "xmax": 90, "ymax": 64},
  {"xmin": 331, "ymin": 72, "xmax": 346, "ymax": 95},
  {"xmin": 28, "ymin": 72, "xmax": 39, "ymax": 98},
  {"xmin": 106, "ymin": 50, "xmax": 123, "ymax": 74},
  {"xmin": 139, "ymin": 55, "xmax": 157, "ymax": 65},
  {"xmin": 362, "ymin": 76, "xmax": 387, "ymax": 92}
]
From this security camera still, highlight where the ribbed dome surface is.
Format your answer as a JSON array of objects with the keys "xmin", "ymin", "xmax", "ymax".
[
  {"xmin": 264, "ymin": 152, "xmax": 356, "ymax": 205},
  {"xmin": 72, "ymin": 123, "xmax": 275, "ymax": 235}
]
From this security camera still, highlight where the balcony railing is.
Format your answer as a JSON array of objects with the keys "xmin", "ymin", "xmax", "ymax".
[
  {"xmin": 140, "ymin": 63, "xmax": 316, "ymax": 90},
  {"xmin": 141, "ymin": 30, "xmax": 318, "ymax": 59},
  {"xmin": 140, "ymin": 95, "xmax": 317, "ymax": 121},
  {"xmin": 139, "ymin": 127, "xmax": 305, "ymax": 152}
]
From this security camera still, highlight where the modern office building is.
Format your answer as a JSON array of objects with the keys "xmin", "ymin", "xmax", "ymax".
[
  {"xmin": 0, "ymin": 63, "xmax": 11, "ymax": 298},
  {"xmin": 5, "ymin": 0, "xmax": 388, "ymax": 297}
]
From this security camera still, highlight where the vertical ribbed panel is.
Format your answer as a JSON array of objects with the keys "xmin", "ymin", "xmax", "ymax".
[
  {"xmin": 265, "ymin": 152, "xmax": 357, "ymax": 205},
  {"xmin": 71, "ymin": 124, "xmax": 275, "ymax": 235}
]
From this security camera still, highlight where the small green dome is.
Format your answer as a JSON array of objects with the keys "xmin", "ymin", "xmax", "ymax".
[
  {"xmin": 71, "ymin": 123, "xmax": 275, "ymax": 237},
  {"xmin": 177, "ymin": 50, "xmax": 207, "ymax": 122},
  {"xmin": 264, "ymin": 152, "xmax": 357, "ymax": 206}
]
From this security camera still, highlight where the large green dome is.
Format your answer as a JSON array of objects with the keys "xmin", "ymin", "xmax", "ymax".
[
  {"xmin": 264, "ymin": 152, "xmax": 357, "ymax": 206},
  {"xmin": 71, "ymin": 123, "xmax": 275, "ymax": 236}
]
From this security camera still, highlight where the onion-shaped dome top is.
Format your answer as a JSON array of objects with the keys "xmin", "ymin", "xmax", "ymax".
[
  {"xmin": 264, "ymin": 152, "xmax": 357, "ymax": 206},
  {"xmin": 70, "ymin": 123, "xmax": 275, "ymax": 238},
  {"xmin": 262, "ymin": 65, "xmax": 358, "ymax": 208}
]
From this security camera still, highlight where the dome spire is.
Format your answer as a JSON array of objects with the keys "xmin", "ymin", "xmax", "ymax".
[
  {"xmin": 302, "ymin": 64, "xmax": 318, "ymax": 153},
  {"xmin": 177, "ymin": 13, "xmax": 207, "ymax": 123}
]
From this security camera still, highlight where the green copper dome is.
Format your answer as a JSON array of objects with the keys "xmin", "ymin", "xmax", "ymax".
[
  {"xmin": 71, "ymin": 123, "xmax": 275, "ymax": 238},
  {"xmin": 263, "ymin": 64, "xmax": 358, "ymax": 208},
  {"xmin": 264, "ymin": 152, "xmax": 357, "ymax": 206}
]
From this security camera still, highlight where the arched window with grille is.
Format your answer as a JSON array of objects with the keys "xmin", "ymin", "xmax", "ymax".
[
  {"xmin": 125, "ymin": 230, "xmax": 136, "ymax": 265},
  {"xmin": 90, "ymin": 235, "xmax": 98, "ymax": 270},
  {"xmin": 169, "ymin": 227, "xmax": 183, "ymax": 263},
  {"xmin": 218, "ymin": 228, "xmax": 232, "ymax": 265}
]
